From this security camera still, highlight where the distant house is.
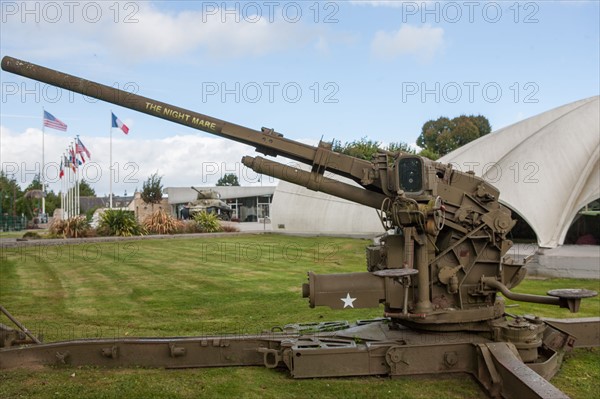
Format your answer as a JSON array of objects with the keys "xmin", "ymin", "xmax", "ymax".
[{"xmin": 129, "ymin": 191, "xmax": 170, "ymax": 222}]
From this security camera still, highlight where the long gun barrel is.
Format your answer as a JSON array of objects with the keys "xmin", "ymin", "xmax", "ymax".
[
  {"xmin": 242, "ymin": 156, "xmax": 386, "ymax": 209},
  {"xmin": 1, "ymin": 56, "xmax": 382, "ymax": 197}
]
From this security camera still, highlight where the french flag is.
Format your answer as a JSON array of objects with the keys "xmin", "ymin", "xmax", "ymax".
[{"xmin": 111, "ymin": 112, "xmax": 129, "ymax": 134}]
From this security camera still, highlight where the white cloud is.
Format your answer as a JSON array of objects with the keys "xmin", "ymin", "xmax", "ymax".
[
  {"xmin": 371, "ymin": 24, "xmax": 444, "ymax": 62},
  {"xmin": 1, "ymin": 2, "xmax": 325, "ymax": 62},
  {"xmin": 0, "ymin": 126, "xmax": 278, "ymax": 197},
  {"xmin": 108, "ymin": 6, "xmax": 317, "ymax": 60}
]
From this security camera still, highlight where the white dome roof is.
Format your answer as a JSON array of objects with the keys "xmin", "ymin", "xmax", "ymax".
[
  {"xmin": 440, "ymin": 96, "xmax": 599, "ymax": 248},
  {"xmin": 271, "ymin": 166, "xmax": 384, "ymax": 235},
  {"xmin": 270, "ymin": 97, "xmax": 599, "ymax": 246}
]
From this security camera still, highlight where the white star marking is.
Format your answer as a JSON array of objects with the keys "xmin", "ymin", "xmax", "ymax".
[{"xmin": 341, "ymin": 293, "xmax": 357, "ymax": 308}]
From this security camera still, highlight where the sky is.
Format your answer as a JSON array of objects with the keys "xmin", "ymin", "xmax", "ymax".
[{"xmin": 1, "ymin": 0, "xmax": 598, "ymax": 197}]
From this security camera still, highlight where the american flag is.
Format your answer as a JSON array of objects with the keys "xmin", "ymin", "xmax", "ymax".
[
  {"xmin": 75, "ymin": 137, "xmax": 91, "ymax": 159},
  {"xmin": 69, "ymin": 146, "xmax": 78, "ymax": 171},
  {"xmin": 43, "ymin": 111, "xmax": 67, "ymax": 131}
]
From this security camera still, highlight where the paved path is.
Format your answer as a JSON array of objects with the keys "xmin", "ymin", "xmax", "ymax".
[{"xmin": 509, "ymin": 243, "xmax": 599, "ymax": 279}]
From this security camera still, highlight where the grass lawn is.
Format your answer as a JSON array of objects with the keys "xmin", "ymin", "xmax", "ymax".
[{"xmin": 0, "ymin": 235, "xmax": 598, "ymax": 398}]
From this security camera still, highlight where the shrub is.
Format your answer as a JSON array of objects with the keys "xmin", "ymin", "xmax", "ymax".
[
  {"xmin": 141, "ymin": 173, "xmax": 163, "ymax": 204},
  {"xmin": 66, "ymin": 216, "xmax": 91, "ymax": 238},
  {"xmin": 49, "ymin": 216, "xmax": 90, "ymax": 238},
  {"xmin": 179, "ymin": 220, "xmax": 201, "ymax": 234},
  {"xmin": 193, "ymin": 211, "xmax": 222, "ymax": 233},
  {"xmin": 143, "ymin": 209, "xmax": 183, "ymax": 235},
  {"xmin": 22, "ymin": 231, "xmax": 42, "ymax": 239},
  {"xmin": 220, "ymin": 224, "xmax": 240, "ymax": 233},
  {"xmin": 46, "ymin": 219, "xmax": 65, "ymax": 239},
  {"xmin": 97, "ymin": 209, "xmax": 144, "ymax": 237},
  {"xmin": 83, "ymin": 228, "xmax": 97, "ymax": 238}
]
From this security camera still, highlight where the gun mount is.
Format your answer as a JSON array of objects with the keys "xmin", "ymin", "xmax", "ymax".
[{"xmin": 1, "ymin": 56, "xmax": 598, "ymax": 398}]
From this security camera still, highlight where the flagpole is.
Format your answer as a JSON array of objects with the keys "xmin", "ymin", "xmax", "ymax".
[
  {"xmin": 66, "ymin": 154, "xmax": 69, "ymax": 218},
  {"xmin": 75, "ymin": 136, "xmax": 80, "ymax": 216},
  {"xmin": 74, "ymin": 141, "xmax": 77, "ymax": 216},
  {"xmin": 60, "ymin": 154, "xmax": 62, "ymax": 219},
  {"xmin": 68, "ymin": 173, "xmax": 71, "ymax": 219},
  {"xmin": 41, "ymin": 108, "xmax": 46, "ymax": 216},
  {"xmin": 66, "ymin": 149, "xmax": 70, "ymax": 219},
  {"xmin": 69, "ymin": 166, "xmax": 73, "ymax": 218},
  {"xmin": 76, "ymin": 163, "xmax": 79, "ymax": 216},
  {"xmin": 65, "ymin": 154, "xmax": 71, "ymax": 219},
  {"xmin": 77, "ymin": 153, "xmax": 80, "ymax": 216},
  {"xmin": 66, "ymin": 170, "xmax": 69, "ymax": 218},
  {"xmin": 60, "ymin": 154, "xmax": 64, "ymax": 220},
  {"xmin": 72, "ymin": 143, "xmax": 76, "ymax": 217},
  {"xmin": 59, "ymin": 157, "xmax": 62, "ymax": 219},
  {"xmin": 109, "ymin": 111, "xmax": 113, "ymax": 209},
  {"xmin": 67, "ymin": 166, "xmax": 70, "ymax": 219},
  {"xmin": 69, "ymin": 144, "xmax": 73, "ymax": 219},
  {"xmin": 71, "ymin": 150, "xmax": 74, "ymax": 218},
  {"xmin": 64, "ymin": 157, "xmax": 68, "ymax": 219}
]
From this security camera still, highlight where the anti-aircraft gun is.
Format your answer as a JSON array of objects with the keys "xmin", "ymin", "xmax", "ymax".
[{"xmin": 1, "ymin": 56, "xmax": 598, "ymax": 398}]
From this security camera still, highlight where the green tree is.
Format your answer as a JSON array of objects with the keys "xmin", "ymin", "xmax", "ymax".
[
  {"xmin": 141, "ymin": 172, "xmax": 163, "ymax": 204},
  {"xmin": 23, "ymin": 176, "xmax": 44, "ymax": 218},
  {"xmin": 79, "ymin": 179, "xmax": 96, "ymax": 197},
  {"xmin": 333, "ymin": 137, "xmax": 380, "ymax": 160},
  {"xmin": 216, "ymin": 173, "xmax": 240, "ymax": 186},
  {"xmin": 387, "ymin": 142, "xmax": 417, "ymax": 155},
  {"xmin": 332, "ymin": 137, "xmax": 415, "ymax": 160},
  {"xmin": 417, "ymin": 148, "xmax": 441, "ymax": 161},
  {"xmin": 44, "ymin": 190, "xmax": 60, "ymax": 217},
  {"xmin": 416, "ymin": 115, "xmax": 491, "ymax": 158},
  {"xmin": 25, "ymin": 175, "xmax": 43, "ymax": 190},
  {"xmin": 17, "ymin": 176, "xmax": 62, "ymax": 218},
  {"xmin": 0, "ymin": 171, "xmax": 23, "ymax": 216},
  {"xmin": 470, "ymin": 115, "xmax": 492, "ymax": 137}
]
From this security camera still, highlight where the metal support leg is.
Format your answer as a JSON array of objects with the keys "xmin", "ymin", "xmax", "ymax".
[{"xmin": 476, "ymin": 342, "xmax": 570, "ymax": 399}]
